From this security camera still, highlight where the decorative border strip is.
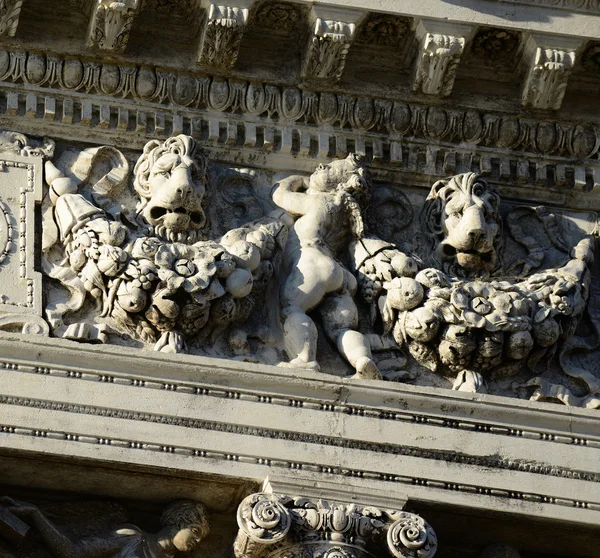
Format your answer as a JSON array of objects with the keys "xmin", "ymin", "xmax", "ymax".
[
  {"xmin": 3, "ymin": 361, "xmax": 599, "ymax": 449},
  {"xmin": 1, "ymin": 47, "xmax": 599, "ymax": 161},
  {"xmin": 0, "ymin": 418, "xmax": 598, "ymax": 513},
  {"xmin": 2, "ymin": 87, "xmax": 599, "ymax": 200},
  {"xmin": 0, "ymin": 393, "xmax": 598, "ymax": 483}
]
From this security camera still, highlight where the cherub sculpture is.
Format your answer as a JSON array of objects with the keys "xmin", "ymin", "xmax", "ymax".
[
  {"xmin": 43, "ymin": 135, "xmax": 286, "ymax": 353},
  {"xmin": 353, "ymin": 172, "xmax": 597, "ymax": 402},
  {"xmin": 272, "ymin": 154, "xmax": 381, "ymax": 379},
  {"xmin": 0, "ymin": 496, "xmax": 208, "ymax": 558}
]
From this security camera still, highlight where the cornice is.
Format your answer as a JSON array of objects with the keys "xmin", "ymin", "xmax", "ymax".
[{"xmin": 0, "ymin": 47, "xmax": 599, "ymax": 160}]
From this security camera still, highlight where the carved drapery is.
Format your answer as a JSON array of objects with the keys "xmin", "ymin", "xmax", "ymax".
[{"xmin": 234, "ymin": 493, "xmax": 437, "ymax": 558}]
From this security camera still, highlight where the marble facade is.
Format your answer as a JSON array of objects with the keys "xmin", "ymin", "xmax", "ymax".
[{"xmin": 0, "ymin": 1, "xmax": 599, "ymax": 557}]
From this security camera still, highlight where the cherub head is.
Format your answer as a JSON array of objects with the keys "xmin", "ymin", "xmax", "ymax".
[
  {"xmin": 420, "ymin": 173, "xmax": 501, "ymax": 277},
  {"xmin": 134, "ymin": 135, "xmax": 209, "ymax": 244},
  {"xmin": 160, "ymin": 500, "xmax": 210, "ymax": 553},
  {"xmin": 309, "ymin": 153, "xmax": 372, "ymax": 238}
]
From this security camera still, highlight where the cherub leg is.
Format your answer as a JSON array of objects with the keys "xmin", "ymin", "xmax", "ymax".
[
  {"xmin": 279, "ymin": 248, "xmax": 342, "ymax": 371},
  {"xmin": 280, "ymin": 305, "xmax": 319, "ymax": 370},
  {"xmin": 319, "ymin": 294, "xmax": 381, "ymax": 380}
]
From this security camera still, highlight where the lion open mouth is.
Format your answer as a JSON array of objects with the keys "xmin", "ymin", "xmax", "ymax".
[{"xmin": 441, "ymin": 244, "xmax": 496, "ymax": 269}]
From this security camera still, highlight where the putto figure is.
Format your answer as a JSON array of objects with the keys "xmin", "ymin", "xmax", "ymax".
[
  {"xmin": 272, "ymin": 154, "xmax": 381, "ymax": 379},
  {"xmin": 43, "ymin": 135, "xmax": 286, "ymax": 354},
  {"xmin": 0, "ymin": 497, "xmax": 209, "ymax": 558}
]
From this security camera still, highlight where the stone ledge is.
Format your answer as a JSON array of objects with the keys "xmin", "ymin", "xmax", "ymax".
[{"xmin": 0, "ymin": 332, "xmax": 599, "ymax": 527}]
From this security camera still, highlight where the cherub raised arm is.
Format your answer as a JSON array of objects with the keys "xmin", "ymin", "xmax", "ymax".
[
  {"xmin": 0, "ymin": 497, "xmax": 208, "ymax": 558},
  {"xmin": 272, "ymin": 154, "xmax": 380, "ymax": 379}
]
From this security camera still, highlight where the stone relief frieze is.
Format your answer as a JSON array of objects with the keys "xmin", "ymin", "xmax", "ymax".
[
  {"xmin": 43, "ymin": 134, "xmax": 287, "ymax": 357},
  {"xmin": 0, "ymin": 129, "xmax": 596, "ymax": 408},
  {"xmin": 0, "ymin": 496, "xmax": 209, "ymax": 558}
]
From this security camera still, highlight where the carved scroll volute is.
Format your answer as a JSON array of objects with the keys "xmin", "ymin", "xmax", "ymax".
[
  {"xmin": 387, "ymin": 512, "xmax": 438, "ymax": 558},
  {"xmin": 234, "ymin": 493, "xmax": 292, "ymax": 558}
]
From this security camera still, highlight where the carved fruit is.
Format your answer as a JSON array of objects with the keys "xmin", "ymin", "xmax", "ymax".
[
  {"xmin": 117, "ymin": 285, "xmax": 147, "ymax": 313},
  {"xmin": 505, "ymin": 330, "xmax": 534, "ymax": 360},
  {"xmin": 384, "ymin": 277, "xmax": 424, "ymax": 311},
  {"xmin": 69, "ymin": 249, "xmax": 87, "ymax": 271},
  {"xmin": 390, "ymin": 253, "xmax": 418, "ymax": 278},
  {"xmin": 228, "ymin": 241, "xmax": 260, "ymax": 271},
  {"xmin": 226, "ymin": 268, "xmax": 253, "ymax": 298},
  {"xmin": 404, "ymin": 307, "xmax": 439, "ymax": 342},
  {"xmin": 532, "ymin": 318, "xmax": 560, "ymax": 347}
]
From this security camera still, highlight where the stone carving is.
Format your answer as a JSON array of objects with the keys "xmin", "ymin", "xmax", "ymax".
[
  {"xmin": 252, "ymin": 2, "xmax": 303, "ymax": 30},
  {"xmin": 581, "ymin": 41, "xmax": 600, "ymax": 72},
  {"xmin": 470, "ymin": 28, "xmax": 520, "ymax": 65},
  {"xmin": 0, "ymin": 496, "xmax": 208, "ymax": 557},
  {"xmin": 87, "ymin": 0, "xmax": 140, "ymax": 53},
  {"xmin": 234, "ymin": 493, "xmax": 437, "ymax": 558},
  {"xmin": 273, "ymin": 154, "xmax": 383, "ymax": 379},
  {"xmin": 356, "ymin": 14, "xmax": 409, "ymax": 47},
  {"xmin": 521, "ymin": 47, "xmax": 576, "ymax": 110},
  {"xmin": 0, "ymin": 132, "xmax": 53, "ymax": 336},
  {"xmin": 1, "ymin": 48, "xmax": 599, "ymax": 160},
  {"xmin": 353, "ymin": 172, "xmax": 597, "ymax": 403},
  {"xmin": 198, "ymin": 2, "xmax": 251, "ymax": 69},
  {"xmin": 43, "ymin": 135, "xmax": 287, "ymax": 354},
  {"xmin": 302, "ymin": 14, "xmax": 359, "ymax": 84},
  {"xmin": 412, "ymin": 32, "xmax": 466, "ymax": 97},
  {"xmin": 0, "ymin": 0, "xmax": 22, "ymax": 37}
]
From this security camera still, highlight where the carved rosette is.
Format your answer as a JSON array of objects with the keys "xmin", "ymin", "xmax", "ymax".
[
  {"xmin": 521, "ymin": 47, "xmax": 576, "ymax": 110},
  {"xmin": 198, "ymin": 3, "xmax": 250, "ymax": 69},
  {"xmin": 302, "ymin": 18, "xmax": 357, "ymax": 84},
  {"xmin": 87, "ymin": 0, "xmax": 139, "ymax": 53},
  {"xmin": 412, "ymin": 33, "xmax": 465, "ymax": 97},
  {"xmin": 234, "ymin": 493, "xmax": 437, "ymax": 558}
]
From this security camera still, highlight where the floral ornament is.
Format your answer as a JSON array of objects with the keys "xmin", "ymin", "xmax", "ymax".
[
  {"xmin": 447, "ymin": 282, "xmax": 532, "ymax": 333},
  {"xmin": 154, "ymin": 241, "xmax": 234, "ymax": 294},
  {"xmin": 131, "ymin": 236, "xmax": 163, "ymax": 260},
  {"xmin": 123, "ymin": 258, "xmax": 158, "ymax": 290}
]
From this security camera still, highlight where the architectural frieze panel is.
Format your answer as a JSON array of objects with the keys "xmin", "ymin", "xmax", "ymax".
[
  {"xmin": 87, "ymin": 0, "xmax": 140, "ymax": 53},
  {"xmin": 234, "ymin": 492, "xmax": 438, "ymax": 558},
  {"xmin": 412, "ymin": 20, "xmax": 475, "ymax": 98},
  {"xmin": 301, "ymin": 6, "xmax": 365, "ymax": 85},
  {"xmin": 521, "ymin": 34, "xmax": 583, "ymax": 111},
  {"xmin": 2, "ymin": 90, "xmax": 600, "ymax": 211},
  {"xmin": 198, "ymin": 0, "xmax": 254, "ymax": 70},
  {"xmin": 1, "ymin": 48, "xmax": 600, "ymax": 163}
]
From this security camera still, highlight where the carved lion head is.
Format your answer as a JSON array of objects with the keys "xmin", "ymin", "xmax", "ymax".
[
  {"xmin": 420, "ymin": 173, "xmax": 501, "ymax": 276},
  {"xmin": 134, "ymin": 135, "xmax": 209, "ymax": 243}
]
